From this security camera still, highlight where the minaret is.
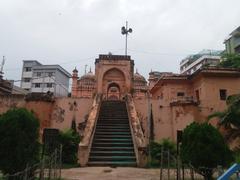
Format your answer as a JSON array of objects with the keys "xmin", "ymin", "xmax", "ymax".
[{"xmin": 71, "ymin": 67, "xmax": 78, "ymax": 97}]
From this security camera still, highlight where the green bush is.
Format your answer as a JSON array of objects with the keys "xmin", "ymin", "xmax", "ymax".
[
  {"xmin": 0, "ymin": 108, "xmax": 40, "ymax": 175},
  {"xmin": 180, "ymin": 122, "xmax": 233, "ymax": 180},
  {"xmin": 149, "ymin": 138, "xmax": 176, "ymax": 166},
  {"xmin": 59, "ymin": 129, "xmax": 80, "ymax": 164}
]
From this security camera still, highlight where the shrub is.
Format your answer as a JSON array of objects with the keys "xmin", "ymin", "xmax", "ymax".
[
  {"xmin": 180, "ymin": 122, "xmax": 233, "ymax": 180},
  {"xmin": 0, "ymin": 108, "xmax": 40, "ymax": 175},
  {"xmin": 149, "ymin": 138, "xmax": 176, "ymax": 166},
  {"xmin": 59, "ymin": 129, "xmax": 80, "ymax": 164}
]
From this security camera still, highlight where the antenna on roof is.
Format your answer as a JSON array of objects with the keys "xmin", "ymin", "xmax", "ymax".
[
  {"xmin": 0, "ymin": 56, "xmax": 5, "ymax": 78},
  {"xmin": 84, "ymin": 65, "xmax": 88, "ymax": 74}
]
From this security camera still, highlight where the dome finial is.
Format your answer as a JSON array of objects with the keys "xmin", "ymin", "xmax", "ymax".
[
  {"xmin": 73, "ymin": 67, "xmax": 78, "ymax": 73},
  {"xmin": 136, "ymin": 68, "xmax": 139, "ymax": 74}
]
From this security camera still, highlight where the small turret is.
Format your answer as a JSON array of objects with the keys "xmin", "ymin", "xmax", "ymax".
[{"xmin": 71, "ymin": 67, "xmax": 79, "ymax": 97}]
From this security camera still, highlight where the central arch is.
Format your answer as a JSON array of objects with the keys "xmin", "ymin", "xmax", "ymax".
[
  {"xmin": 102, "ymin": 68, "xmax": 126, "ymax": 100},
  {"xmin": 107, "ymin": 82, "xmax": 120, "ymax": 100}
]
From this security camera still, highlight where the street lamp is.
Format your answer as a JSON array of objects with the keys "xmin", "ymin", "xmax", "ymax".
[{"xmin": 121, "ymin": 21, "xmax": 132, "ymax": 56}]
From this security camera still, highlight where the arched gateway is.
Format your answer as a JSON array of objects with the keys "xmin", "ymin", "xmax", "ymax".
[
  {"xmin": 107, "ymin": 82, "xmax": 120, "ymax": 100},
  {"xmin": 102, "ymin": 68, "xmax": 125, "ymax": 100},
  {"xmin": 95, "ymin": 55, "xmax": 134, "ymax": 99}
]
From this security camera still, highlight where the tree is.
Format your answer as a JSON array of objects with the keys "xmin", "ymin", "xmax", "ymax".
[
  {"xmin": 208, "ymin": 94, "xmax": 240, "ymax": 141},
  {"xmin": 59, "ymin": 129, "xmax": 80, "ymax": 164},
  {"xmin": 218, "ymin": 53, "xmax": 240, "ymax": 68},
  {"xmin": 180, "ymin": 122, "xmax": 233, "ymax": 180},
  {"xmin": 0, "ymin": 108, "xmax": 40, "ymax": 175}
]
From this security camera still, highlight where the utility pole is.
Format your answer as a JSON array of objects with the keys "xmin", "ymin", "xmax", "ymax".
[{"xmin": 121, "ymin": 21, "xmax": 133, "ymax": 56}]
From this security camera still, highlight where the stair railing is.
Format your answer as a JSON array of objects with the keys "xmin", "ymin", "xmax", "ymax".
[
  {"xmin": 78, "ymin": 93, "xmax": 102, "ymax": 166},
  {"xmin": 125, "ymin": 93, "xmax": 147, "ymax": 167}
]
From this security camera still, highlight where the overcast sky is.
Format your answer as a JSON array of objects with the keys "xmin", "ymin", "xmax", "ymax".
[{"xmin": 0, "ymin": 0, "xmax": 240, "ymax": 84}]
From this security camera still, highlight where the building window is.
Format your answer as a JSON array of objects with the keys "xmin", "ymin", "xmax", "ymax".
[
  {"xmin": 195, "ymin": 90, "xmax": 200, "ymax": 102},
  {"xmin": 47, "ymin": 72, "xmax": 54, "ymax": 77},
  {"xmin": 24, "ymin": 78, "xmax": 31, "ymax": 82},
  {"xmin": 46, "ymin": 83, "xmax": 53, "ymax": 88},
  {"xmin": 25, "ymin": 67, "xmax": 31, "ymax": 72},
  {"xmin": 34, "ymin": 83, "xmax": 40, "ymax": 88},
  {"xmin": 177, "ymin": 92, "xmax": 185, "ymax": 96},
  {"xmin": 219, "ymin": 89, "xmax": 227, "ymax": 100},
  {"xmin": 36, "ymin": 72, "xmax": 41, "ymax": 77}
]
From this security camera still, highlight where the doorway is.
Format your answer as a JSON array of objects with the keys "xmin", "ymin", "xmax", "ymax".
[{"xmin": 107, "ymin": 83, "xmax": 120, "ymax": 100}]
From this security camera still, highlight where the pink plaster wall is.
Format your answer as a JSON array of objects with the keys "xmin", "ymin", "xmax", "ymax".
[
  {"xmin": 133, "ymin": 98, "xmax": 148, "ymax": 137},
  {"xmin": 51, "ymin": 97, "xmax": 93, "ymax": 131},
  {"xmin": 0, "ymin": 95, "xmax": 26, "ymax": 114},
  {"xmin": 0, "ymin": 96, "xmax": 93, "ymax": 135}
]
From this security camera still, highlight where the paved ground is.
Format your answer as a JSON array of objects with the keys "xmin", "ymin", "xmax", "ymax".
[{"xmin": 61, "ymin": 167, "xmax": 161, "ymax": 180}]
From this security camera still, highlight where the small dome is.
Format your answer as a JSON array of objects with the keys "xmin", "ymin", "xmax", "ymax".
[
  {"xmin": 134, "ymin": 72, "xmax": 146, "ymax": 82},
  {"xmin": 80, "ymin": 71, "xmax": 95, "ymax": 80},
  {"xmin": 73, "ymin": 67, "xmax": 78, "ymax": 73}
]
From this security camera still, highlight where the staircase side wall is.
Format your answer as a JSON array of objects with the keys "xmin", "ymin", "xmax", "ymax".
[
  {"xmin": 126, "ymin": 95, "xmax": 147, "ymax": 167},
  {"xmin": 78, "ymin": 95, "xmax": 102, "ymax": 166}
]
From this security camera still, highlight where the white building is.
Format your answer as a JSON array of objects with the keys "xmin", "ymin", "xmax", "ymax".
[
  {"xmin": 21, "ymin": 60, "xmax": 71, "ymax": 97},
  {"xmin": 180, "ymin": 50, "xmax": 222, "ymax": 75}
]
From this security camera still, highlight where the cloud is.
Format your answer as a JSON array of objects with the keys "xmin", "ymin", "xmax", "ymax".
[{"xmin": 0, "ymin": 0, "xmax": 239, "ymax": 82}]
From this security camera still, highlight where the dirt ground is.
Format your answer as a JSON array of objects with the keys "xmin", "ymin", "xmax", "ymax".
[{"xmin": 61, "ymin": 167, "xmax": 162, "ymax": 180}]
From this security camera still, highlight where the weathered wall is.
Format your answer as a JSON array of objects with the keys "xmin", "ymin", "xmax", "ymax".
[
  {"xmin": 51, "ymin": 97, "xmax": 93, "ymax": 131},
  {"xmin": 134, "ymin": 96, "xmax": 198, "ymax": 142},
  {"xmin": 170, "ymin": 105, "xmax": 199, "ymax": 141},
  {"xmin": 151, "ymin": 99, "xmax": 173, "ymax": 140},
  {"xmin": 133, "ymin": 98, "xmax": 148, "ymax": 137},
  {"xmin": 0, "ymin": 96, "xmax": 93, "ymax": 135},
  {"xmin": 0, "ymin": 95, "xmax": 26, "ymax": 114},
  {"xmin": 193, "ymin": 76, "xmax": 240, "ymax": 119},
  {"xmin": 25, "ymin": 101, "xmax": 54, "ymax": 136}
]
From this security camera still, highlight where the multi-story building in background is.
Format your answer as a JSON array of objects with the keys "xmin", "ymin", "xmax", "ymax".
[
  {"xmin": 180, "ymin": 49, "xmax": 222, "ymax": 75},
  {"xmin": 224, "ymin": 26, "xmax": 240, "ymax": 54},
  {"xmin": 20, "ymin": 60, "xmax": 71, "ymax": 97}
]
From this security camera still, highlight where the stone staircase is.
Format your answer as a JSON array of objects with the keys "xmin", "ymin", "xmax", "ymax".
[{"xmin": 88, "ymin": 100, "xmax": 136, "ymax": 166}]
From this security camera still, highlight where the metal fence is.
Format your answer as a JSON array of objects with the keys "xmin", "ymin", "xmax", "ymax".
[
  {"xmin": 0, "ymin": 147, "xmax": 62, "ymax": 180},
  {"xmin": 158, "ymin": 148, "xmax": 237, "ymax": 180}
]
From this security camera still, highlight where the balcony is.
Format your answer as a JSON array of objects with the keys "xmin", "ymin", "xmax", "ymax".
[
  {"xmin": 22, "ymin": 71, "xmax": 32, "ymax": 78},
  {"xmin": 170, "ymin": 96, "xmax": 198, "ymax": 106},
  {"xmin": 234, "ymin": 37, "xmax": 240, "ymax": 49},
  {"xmin": 21, "ymin": 82, "xmax": 31, "ymax": 89}
]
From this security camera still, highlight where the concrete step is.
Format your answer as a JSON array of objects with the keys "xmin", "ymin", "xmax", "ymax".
[
  {"xmin": 95, "ymin": 131, "xmax": 131, "ymax": 135},
  {"xmin": 90, "ymin": 151, "xmax": 135, "ymax": 156},
  {"xmin": 96, "ymin": 125, "xmax": 129, "ymax": 128},
  {"xmin": 93, "ymin": 138, "xmax": 132, "ymax": 142},
  {"xmin": 92, "ymin": 142, "xmax": 133, "ymax": 147},
  {"xmin": 88, "ymin": 161, "xmax": 137, "ymax": 167},
  {"xmin": 91, "ymin": 146, "xmax": 134, "ymax": 151},
  {"xmin": 89, "ymin": 156, "xmax": 136, "ymax": 161},
  {"xmin": 94, "ymin": 135, "xmax": 132, "ymax": 139},
  {"xmin": 95, "ymin": 128, "xmax": 130, "ymax": 132}
]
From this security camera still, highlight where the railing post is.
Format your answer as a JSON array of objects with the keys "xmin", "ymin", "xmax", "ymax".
[
  {"xmin": 160, "ymin": 146, "xmax": 163, "ymax": 180},
  {"xmin": 59, "ymin": 145, "xmax": 62, "ymax": 179},
  {"xmin": 39, "ymin": 156, "xmax": 45, "ymax": 180},
  {"xmin": 24, "ymin": 164, "xmax": 28, "ymax": 180},
  {"xmin": 167, "ymin": 150, "xmax": 170, "ymax": 180}
]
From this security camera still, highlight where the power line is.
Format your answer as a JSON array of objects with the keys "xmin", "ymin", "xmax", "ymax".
[{"xmin": 128, "ymin": 49, "xmax": 194, "ymax": 56}]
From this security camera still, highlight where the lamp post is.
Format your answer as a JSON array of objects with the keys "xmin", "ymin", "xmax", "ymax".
[{"xmin": 121, "ymin": 21, "xmax": 132, "ymax": 56}]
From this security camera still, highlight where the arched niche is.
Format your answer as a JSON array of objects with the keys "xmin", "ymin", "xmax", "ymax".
[{"xmin": 102, "ymin": 68, "xmax": 126, "ymax": 99}]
